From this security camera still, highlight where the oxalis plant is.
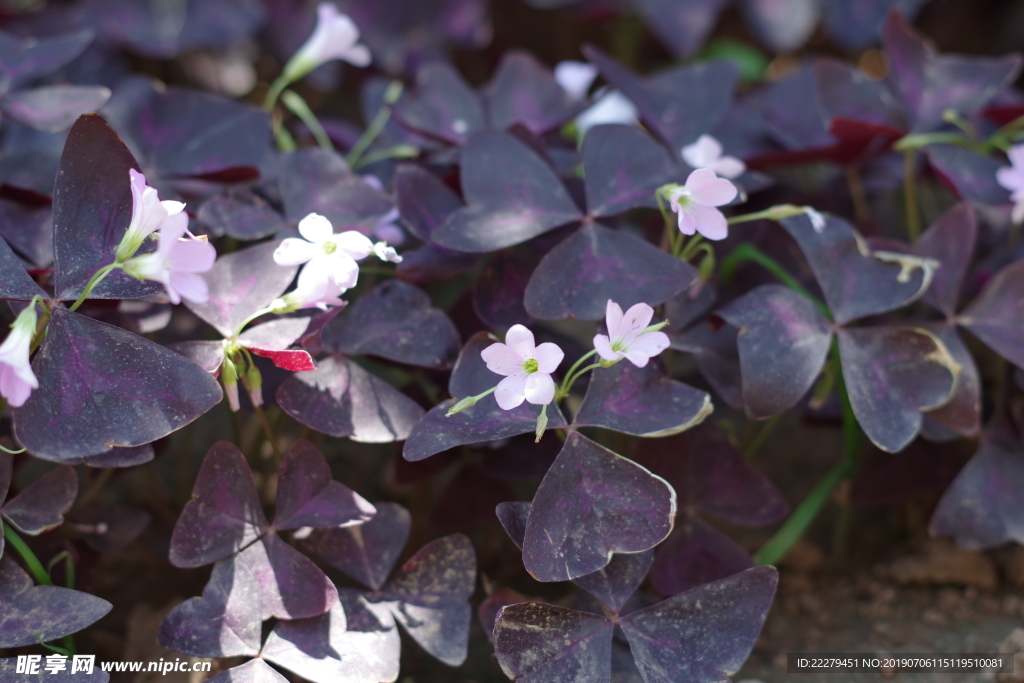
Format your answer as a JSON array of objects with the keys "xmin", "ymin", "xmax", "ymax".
[{"xmin": 0, "ymin": 2, "xmax": 1022, "ymax": 683}]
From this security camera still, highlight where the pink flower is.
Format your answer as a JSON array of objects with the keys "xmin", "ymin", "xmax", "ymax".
[
  {"xmin": 124, "ymin": 212, "xmax": 216, "ymax": 305},
  {"xmin": 274, "ymin": 213, "xmax": 374, "ymax": 302},
  {"xmin": 283, "ymin": 3, "xmax": 371, "ymax": 82},
  {"xmin": 593, "ymin": 300, "xmax": 669, "ymax": 368},
  {"xmin": 681, "ymin": 135, "xmax": 746, "ymax": 179},
  {"xmin": 115, "ymin": 169, "xmax": 186, "ymax": 262},
  {"xmin": 996, "ymin": 144, "xmax": 1024, "ymax": 224},
  {"xmin": 666, "ymin": 169, "xmax": 738, "ymax": 241},
  {"xmin": 0, "ymin": 305, "xmax": 39, "ymax": 408},
  {"xmin": 481, "ymin": 325, "xmax": 564, "ymax": 410}
]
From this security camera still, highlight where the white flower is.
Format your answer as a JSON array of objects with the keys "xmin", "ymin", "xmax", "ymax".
[
  {"xmin": 575, "ymin": 89, "xmax": 638, "ymax": 137},
  {"xmin": 0, "ymin": 305, "xmax": 39, "ymax": 408},
  {"xmin": 996, "ymin": 144, "xmax": 1024, "ymax": 224},
  {"xmin": 274, "ymin": 213, "xmax": 374, "ymax": 304},
  {"xmin": 681, "ymin": 134, "xmax": 746, "ymax": 179},
  {"xmin": 666, "ymin": 169, "xmax": 738, "ymax": 241},
  {"xmin": 283, "ymin": 3, "xmax": 371, "ymax": 83},
  {"xmin": 123, "ymin": 213, "xmax": 216, "ymax": 305},
  {"xmin": 593, "ymin": 300, "xmax": 669, "ymax": 368},
  {"xmin": 481, "ymin": 325, "xmax": 564, "ymax": 410},
  {"xmin": 554, "ymin": 61, "xmax": 598, "ymax": 100},
  {"xmin": 115, "ymin": 169, "xmax": 186, "ymax": 262}
]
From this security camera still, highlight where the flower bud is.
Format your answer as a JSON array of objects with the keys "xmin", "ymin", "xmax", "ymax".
[
  {"xmin": 246, "ymin": 363, "xmax": 264, "ymax": 408},
  {"xmin": 534, "ymin": 408, "xmax": 549, "ymax": 443},
  {"xmin": 446, "ymin": 395, "xmax": 479, "ymax": 417}
]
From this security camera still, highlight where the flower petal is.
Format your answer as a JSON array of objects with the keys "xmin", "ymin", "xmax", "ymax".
[
  {"xmin": 593, "ymin": 334, "xmax": 619, "ymax": 362},
  {"xmin": 604, "ymin": 300, "xmax": 623, "ymax": 338},
  {"xmin": 681, "ymin": 134, "xmax": 721, "ymax": 169},
  {"xmin": 168, "ymin": 272, "xmax": 209, "ymax": 304},
  {"xmin": 298, "ymin": 213, "xmax": 334, "ymax": 244},
  {"xmin": 996, "ymin": 167, "xmax": 1024, "ymax": 193},
  {"xmin": 554, "ymin": 61, "xmax": 598, "ymax": 100},
  {"xmin": 676, "ymin": 207, "xmax": 697, "ymax": 236},
  {"xmin": 157, "ymin": 211, "xmax": 190, "ymax": 252},
  {"xmin": 274, "ymin": 238, "xmax": 319, "ymax": 266},
  {"xmin": 481, "ymin": 342, "xmax": 524, "ymax": 376},
  {"xmin": 495, "ymin": 374, "xmax": 527, "ymax": 410},
  {"xmin": 166, "ymin": 239, "xmax": 216, "ymax": 274},
  {"xmin": 685, "ymin": 168, "xmax": 737, "ymax": 206},
  {"xmin": 625, "ymin": 330, "xmax": 669, "ymax": 367},
  {"xmin": 335, "ymin": 230, "xmax": 374, "ymax": 260},
  {"xmin": 523, "ymin": 372, "xmax": 555, "ymax": 405},
  {"xmin": 328, "ymin": 254, "xmax": 361, "ymax": 291},
  {"xmin": 339, "ymin": 44, "xmax": 371, "ymax": 67},
  {"xmin": 618, "ymin": 302, "xmax": 654, "ymax": 343},
  {"xmin": 711, "ymin": 155, "xmax": 746, "ymax": 179},
  {"xmin": 533, "ymin": 342, "xmax": 564, "ymax": 374},
  {"xmin": 296, "ymin": 256, "xmax": 333, "ymax": 302},
  {"xmin": 1008, "ymin": 144, "xmax": 1024, "ymax": 170},
  {"xmin": 504, "ymin": 324, "xmax": 536, "ymax": 358},
  {"xmin": 691, "ymin": 203, "xmax": 729, "ymax": 241}
]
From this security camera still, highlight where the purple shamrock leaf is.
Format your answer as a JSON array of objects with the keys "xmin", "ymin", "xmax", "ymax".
[
  {"xmin": 958, "ymin": 259, "xmax": 1024, "ymax": 368},
  {"xmin": 478, "ymin": 579, "xmax": 532, "ymax": 642},
  {"xmin": 238, "ymin": 534, "xmax": 338, "ymax": 621},
  {"xmin": 619, "ymin": 566, "xmax": 778, "ymax": 683},
  {"xmin": 393, "ymin": 165, "xmax": 478, "ymax": 285},
  {"xmin": 778, "ymin": 212, "xmax": 936, "ymax": 325},
  {"xmin": 919, "ymin": 324, "xmax": 981, "ymax": 440},
  {"xmin": 378, "ymin": 534, "xmax": 476, "ymax": 666},
  {"xmin": 648, "ymin": 517, "xmax": 754, "ymax": 597},
  {"xmin": 403, "ymin": 332, "xmax": 567, "ymax": 462},
  {"xmin": 670, "ymin": 321, "xmax": 743, "ymax": 409},
  {"xmin": 431, "ymin": 130, "xmax": 583, "ymax": 252},
  {"xmin": 0, "ymin": 200, "xmax": 53, "ymax": 270},
  {"xmin": 301, "ymin": 502, "xmax": 411, "ymax": 591},
  {"xmin": 838, "ymin": 326, "xmax": 960, "ymax": 453},
  {"xmin": 0, "ymin": 234, "xmax": 48, "ymax": 301},
  {"xmin": 930, "ymin": 438, "xmax": 1024, "ymax": 549},
  {"xmin": 741, "ymin": 0, "xmax": 819, "ymax": 53},
  {"xmin": 582, "ymin": 125, "xmax": 679, "ymax": 218},
  {"xmin": 393, "ymin": 61, "xmax": 485, "ymax": 146},
  {"xmin": 198, "ymin": 188, "xmax": 288, "ymax": 241},
  {"xmin": 0, "ymin": 28, "xmax": 94, "ymax": 91},
  {"xmin": 626, "ymin": 0, "xmax": 730, "ymax": 59},
  {"xmin": 169, "ymin": 441, "xmax": 270, "ymax": 568},
  {"xmin": 522, "ymin": 432, "xmax": 676, "ymax": 582},
  {"xmin": 717, "ymin": 284, "xmax": 834, "ymax": 419},
  {"xmin": 185, "ymin": 241, "xmax": 299, "ymax": 339},
  {"xmin": 51, "ymin": 114, "xmax": 162, "ymax": 302},
  {"xmin": 913, "ymin": 203, "xmax": 976, "ymax": 318},
  {"xmin": 1, "ymin": 85, "xmax": 111, "ymax": 134},
  {"xmin": 261, "ymin": 597, "xmax": 398, "ymax": 683},
  {"xmin": 272, "ymin": 439, "xmax": 376, "ymax": 530},
  {"xmin": 882, "ymin": 9, "xmax": 1021, "ymax": 132},
  {"xmin": 158, "ymin": 555, "xmax": 262, "ymax": 658},
  {"xmin": 100, "ymin": 77, "xmax": 271, "ymax": 179},
  {"xmin": 276, "ymin": 355, "xmax": 425, "ymax": 443},
  {"xmin": 71, "ymin": 504, "xmax": 151, "ymax": 555},
  {"xmin": 575, "ymin": 359, "xmax": 713, "ymax": 437},
  {"xmin": 524, "ymin": 222, "xmax": 696, "ymax": 321},
  {"xmin": 572, "ymin": 549, "xmax": 655, "ymax": 615},
  {"xmin": 1, "ymin": 465, "xmax": 77, "ymax": 535},
  {"xmin": 825, "ymin": 0, "xmax": 929, "ymax": 51},
  {"xmin": 275, "ymin": 149, "xmax": 393, "ymax": 230},
  {"xmin": 493, "ymin": 603, "xmax": 615, "ymax": 682},
  {"xmin": 582, "ymin": 44, "xmax": 738, "ymax": 150},
  {"xmin": 925, "ymin": 145, "xmax": 1010, "ymax": 206},
  {"xmin": 11, "ymin": 307, "xmax": 222, "ymax": 462},
  {"xmin": 0, "ymin": 554, "xmax": 112, "ymax": 647},
  {"xmin": 322, "ymin": 279, "xmax": 460, "ymax": 369},
  {"xmin": 472, "ymin": 247, "xmax": 539, "ymax": 328},
  {"xmin": 481, "ymin": 51, "xmax": 584, "ymax": 135}
]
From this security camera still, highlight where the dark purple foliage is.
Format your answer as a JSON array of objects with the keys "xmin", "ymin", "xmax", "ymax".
[
  {"xmin": 522, "ymin": 432, "xmax": 675, "ymax": 582},
  {"xmin": 1, "ymin": 463, "xmax": 77, "ymax": 536},
  {"xmin": 0, "ymin": 555, "xmax": 112, "ymax": 647}
]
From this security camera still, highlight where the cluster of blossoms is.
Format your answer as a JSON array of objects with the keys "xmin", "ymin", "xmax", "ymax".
[{"xmin": 452, "ymin": 300, "xmax": 669, "ymax": 420}]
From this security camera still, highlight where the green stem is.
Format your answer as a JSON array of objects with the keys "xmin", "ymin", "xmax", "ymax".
[
  {"xmin": 753, "ymin": 352, "xmax": 861, "ymax": 566},
  {"xmin": 354, "ymin": 145, "xmax": 419, "ymax": 167},
  {"xmin": 263, "ymin": 75, "xmax": 289, "ymax": 112},
  {"xmin": 893, "ymin": 131, "xmax": 971, "ymax": 152},
  {"xmin": 281, "ymin": 90, "xmax": 334, "ymax": 152},
  {"xmin": 903, "ymin": 150, "xmax": 921, "ymax": 244},
  {"xmin": 239, "ymin": 348, "xmax": 280, "ymax": 463},
  {"xmin": 678, "ymin": 234, "xmax": 705, "ymax": 262},
  {"xmin": 656, "ymin": 192, "xmax": 683, "ymax": 257},
  {"xmin": 68, "ymin": 264, "xmax": 119, "ymax": 312},
  {"xmin": 275, "ymin": 125, "xmax": 297, "ymax": 153},
  {"xmin": 719, "ymin": 243, "xmax": 831, "ymax": 319},
  {"xmin": 556, "ymin": 350, "xmax": 597, "ymax": 399},
  {"xmin": 3, "ymin": 524, "xmax": 51, "ymax": 586},
  {"xmin": 559, "ymin": 362, "xmax": 603, "ymax": 399},
  {"xmin": 725, "ymin": 204, "xmax": 809, "ymax": 226},
  {"xmin": 347, "ymin": 81, "xmax": 404, "ymax": 169},
  {"xmin": 743, "ymin": 414, "xmax": 781, "ymax": 460}
]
